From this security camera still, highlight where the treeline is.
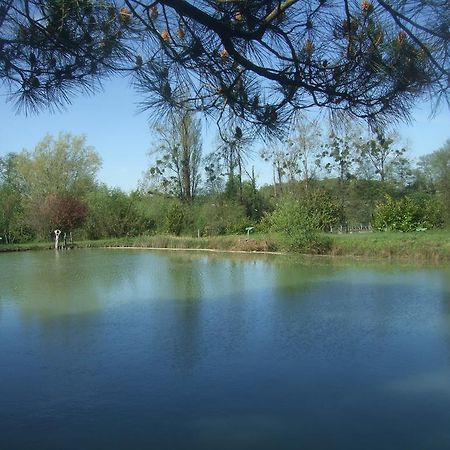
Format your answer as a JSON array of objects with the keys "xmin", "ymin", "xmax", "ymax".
[{"xmin": 0, "ymin": 120, "xmax": 449, "ymax": 249}]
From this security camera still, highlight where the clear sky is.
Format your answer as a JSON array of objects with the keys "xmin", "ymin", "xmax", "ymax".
[{"xmin": 1, "ymin": 76, "xmax": 449, "ymax": 191}]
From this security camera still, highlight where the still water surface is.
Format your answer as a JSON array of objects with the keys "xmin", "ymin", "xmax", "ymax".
[{"xmin": 1, "ymin": 249, "xmax": 450, "ymax": 449}]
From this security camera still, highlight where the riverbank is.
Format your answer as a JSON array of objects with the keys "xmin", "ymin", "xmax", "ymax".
[{"xmin": 1, "ymin": 231, "xmax": 449, "ymax": 263}]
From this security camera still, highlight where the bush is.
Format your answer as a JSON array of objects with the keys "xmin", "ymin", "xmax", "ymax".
[
  {"xmin": 191, "ymin": 199, "xmax": 250, "ymax": 236},
  {"xmin": 265, "ymin": 194, "xmax": 334, "ymax": 253},
  {"xmin": 165, "ymin": 202, "xmax": 184, "ymax": 236},
  {"xmin": 373, "ymin": 194, "xmax": 443, "ymax": 232}
]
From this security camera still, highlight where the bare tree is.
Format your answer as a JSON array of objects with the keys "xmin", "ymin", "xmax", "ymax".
[
  {"xmin": 143, "ymin": 108, "xmax": 202, "ymax": 202},
  {"xmin": 287, "ymin": 115, "xmax": 324, "ymax": 190},
  {"xmin": 357, "ymin": 129, "xmax": 406, "ymax": 182}
]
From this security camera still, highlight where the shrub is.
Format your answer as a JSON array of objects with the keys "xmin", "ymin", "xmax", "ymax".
[
  {"xmin": 265, "ymin": 194, "xmax": 335, "ymax": 253},
  {"xmin": 373, "ymin": 194, "xmax": 443, "ymax": 232},
  {"xmin": 165, "ymin": 202, "xmax": 184, "ymax": 236}
]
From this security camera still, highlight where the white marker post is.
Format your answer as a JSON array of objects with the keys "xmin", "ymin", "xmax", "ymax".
[{"xmin": 54, "ymin": 229, "xmax": 61, "ymax": 250}]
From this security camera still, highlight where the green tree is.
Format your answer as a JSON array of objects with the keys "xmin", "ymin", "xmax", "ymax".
[
  {"xmin": 417, "ymin": 140, "xmax": 450, "ymax": 226},
  {"xmin": 0, "ymin": 153, "xmax": 24, "ymax": 243},
  {"xmin": 165, "ymin": 201, "xmax": 185, "ymax": 236},
  {"xmin": 14, "ymin": 133, "xmax": 101, "ymax": 238},
  {"xmin": 324, "ymin": 127, "xmax": 359, "ymax": 224},
  {"xmin": 16, "ymin": 133, "xmax": 101, "ymax": 198},
  {"xmin": 193, "ymin": 198, "xmax": 248, "ymax": 236},
  {"xmin": 261, "ymin": 115, "xmax": 324, "ymax": 195},
  {"xmin": 1, "ymin": 1, "xmax": 447, "ymax": 131},
  {"xmin": 287, "ymin": 116, "xmax": 323, "ymax": 191}
]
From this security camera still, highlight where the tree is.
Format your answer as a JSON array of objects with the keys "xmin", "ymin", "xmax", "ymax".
[
  {"xmin": 261, "ymin": 144, "xmax": 290, "ymax": 196},
  {"xmin": 0, "ymin": 153, "xmax": 27, "ymax": 243},
  {"xmin": 357, "ymin": 130, "xmax": 406, "ymax": 182},
  {"xmin": 143, "ymin": 109, "xmax": 202, "ymax": 202},
  {"xmin": 261, "ymin": 114, "xmax": 324, "ymax": 194},
  {"xmin": 265, "ymin": 190, "xmax": 339, "ymax": 252},
  {"xmin": 287, "ymin": 115, "xmax": 323, "ymax": 190},
  {"xmin": 216, "ymin": 126, "xmax": 253, "ymax": 201},
  {"xmin": 417, "ymin": 139, "xmax": 450, "ymax": 225},
  {"xmin": 1, "ymin": 1, "xmax": 448, "ymax": 134},
  {"xmin": 324, "ymin": 124, "xmax": 360, "ymax": 222},
  {"xmin": 84, "ymin": 185, "xmax": 148, "ymax": 238},
  {"xmin": 27, "ymin": 193, "xmax": 88, "ymax": 236},
  {"xmin": 13, "ymin": 133, "xmax": 101, "ymax": 238},
  {"xmin": 15, "ymin": 133, "xmax": 101, "ymax": 198}
]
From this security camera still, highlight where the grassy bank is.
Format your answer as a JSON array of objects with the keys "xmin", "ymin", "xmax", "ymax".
[
  {"xmin": 0, "ymin": 235, "xmax": 278, "ymax": 254},
  {"xmin": 328, "ymin": 231, "xmax": 450, "ymax": 263},
  {"xmin": 1, "ymin": 231, "xmax": 449, "ymax": 263}
]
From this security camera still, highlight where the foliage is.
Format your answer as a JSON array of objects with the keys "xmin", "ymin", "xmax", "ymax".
[
  {"xmin": 265, "ymin": 191, "xmax": 340, "ymax": 253},
  {"xmin": 418, "ymin": 140, "xmax": 450, "ymax": 226},
  {"xmin": 1, "ymin": 129, "xmax": 448, "ymax": 252},
  {"xmin": 165, "ymin": 202, "xmax": 185, "ymax": 236},
  {"xmin": 15, "ymin": 133, "xmax": 101, "ymax": 197},
  {"xmin": 8, "ymin": 133, "xmax": 101, "ymax": 239},
  {"xmin": 1, "ymin": 0, "xmax": 447, "ymax": 133},
  {"xmin": 212, "ymin": 126, "xmax": 254, "ymax": 201},
  {"xmin": 0, "ymin": 153, "xmax": 26, "ymax": 243},
  {"xmin": 189, "ymin": 198, "xmax": 250, "ymax": 236},
  {"xmin": 27, "ymin": 193, "xmax": 88, "ymax": 236},
  {"xmin": 373, "ymin": 194, "xmax": 442, "ymax": 232},
  {"xmin": 83, "ymin": 186, "xmax": 148, "ymax": 239}
]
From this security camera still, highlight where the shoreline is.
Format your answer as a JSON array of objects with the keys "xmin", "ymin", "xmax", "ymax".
[{"xmin": 1, "ymin": 232, "xmax": 449, "ymax": 264}]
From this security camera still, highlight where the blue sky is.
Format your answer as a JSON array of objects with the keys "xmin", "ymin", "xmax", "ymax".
[{"xmin": 1, "ymin": 77, "xmax": 448, "ymax": 191}]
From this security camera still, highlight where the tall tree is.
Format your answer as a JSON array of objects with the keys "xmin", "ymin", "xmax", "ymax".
[
  {"xmin": 216, "ymin": 126, "xmax": 252, "ymax": 201},
  {"xmin": 14, "ymin": 133, "xmax": 101, "ymax": 237},
  {"xmin": 357, "ymin": 130, "xmax": 406, "ymax": 182},
  {"xmin": 144, "ymin": 109, "xmax": 202, "ymax": 202},
  {"xmin": 261, "ymin": 115, "xmax": 324, "ymax": 193},
  {"xmin": 0, "ymin": 153, "xmax": 25, "ymax": 243},
  {"xmin": 324, "ymin": 124, "xmax": 360, "ymax": 222},
  {"xmin": 287, "ymin": 115, "xmax": 323, "ymax": 191},
  {"xmin": 261, "ymin": 144, "xmax": 291, "ymax": 196},
  {"xmin": 15, "ymin": 133, "xmax": 101, "ymax": 198},
  {"xmin": 1, "ymin": 1, "xmax": 447, "ymax": 132}
]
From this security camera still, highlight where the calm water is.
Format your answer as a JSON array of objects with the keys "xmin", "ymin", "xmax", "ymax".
[{"xmin": 1, "ymin": 249, "xmax": 450, "ymax": 450}]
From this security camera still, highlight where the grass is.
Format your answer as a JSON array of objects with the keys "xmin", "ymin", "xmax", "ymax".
[
  {"xmin": 1, "ymin": 230, "xmax": 449, "ymax": 263},
  {"xmin": 81, "ymin": 234, "xmax": 279, "ymax": 253},
  {"xmin": 328, "ymin": 230, "xmax": 450, "ymax": 263}
]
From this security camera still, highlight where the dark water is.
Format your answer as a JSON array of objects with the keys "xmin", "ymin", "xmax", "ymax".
[{"xmin": 1, "ymin": 249, "xmax": 450, "ymax": 450}]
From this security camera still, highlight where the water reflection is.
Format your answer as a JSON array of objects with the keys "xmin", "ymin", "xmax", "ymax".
[{"xmin": 1, "ymin": 249, "xmax": 450, "ymax": 450}]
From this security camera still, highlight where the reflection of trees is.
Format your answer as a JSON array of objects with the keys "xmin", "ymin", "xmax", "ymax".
[
  {"xmin": 0, "ymin": 249, "xmax": 139, "ymax": 328},
  {"xmin": 163, "ymin": 254, "xmax": 204, "ymax": 372},
  {"xmin": 156, "ymin": 252, "xmax": 280, "ymax": 373},
  {"xmin": 271, "ymin": 256, "xmax": 337, "ymax": 300},
  {"xmin": 438, "ymin": 269, "xmax": 450, "ymax": 355}
]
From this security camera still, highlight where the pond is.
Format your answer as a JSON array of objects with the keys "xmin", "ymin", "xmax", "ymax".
[{"xmin": 1, "ymin": 249, "xmax": 450, "ymax": 450}]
